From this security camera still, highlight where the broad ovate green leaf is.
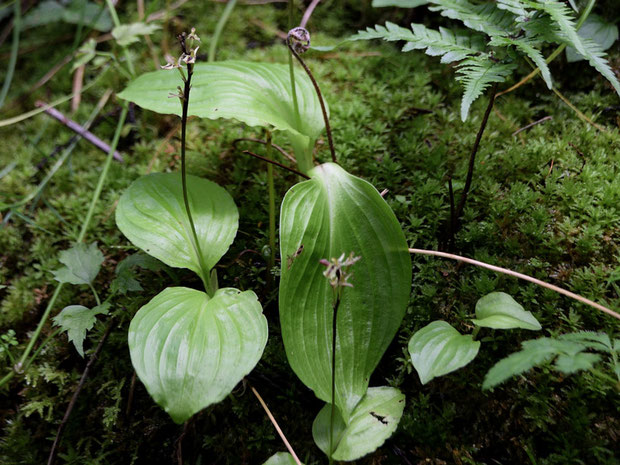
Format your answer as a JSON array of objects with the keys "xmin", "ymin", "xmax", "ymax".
[
  {"xmin": 118, "ymin": 61, "xmax": 326, "ymax": 173},
  {"xmin": 263, "ymin": 453, "xmax": 301, "ymax": 465},
  {"xmin": 472, "ymin": 292, "xmax": 541, "ymax": 330},
  {"xmin": 566, "ymin": 14, "xmax": 619, "ymax": 63},
  {"xmin": 52, "ymin": 242, "xmax": 104, "ymax": 285},
  {"xmin": 312, "ymin": 386, "xmax": 405, "ymax": 461},
  {"xmin": 129, "ymin": 286, "xmax": 268, "ymax": 424},
  {"xmin": 279, "ymin": 163, "xmax": 411, "ymax": 420},
  {"xmin": 112, "ymin": 22, "xmax": 160, "ymax": 46},
  {"xmin": 408, "ymin": 320, "xmax": 480, "ymax": 384},
  {"xmin": 53, "ymin": 303, "xmax": 110, "ymax": 356},
  {"xmin": 116, "ymin": 173, "xmax": 238, "ymax": 276}
]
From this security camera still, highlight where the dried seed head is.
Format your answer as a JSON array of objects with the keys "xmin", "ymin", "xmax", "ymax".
[
  {"xmin": 288, "ymin": 27, "xmax": 311, "ymax": 54},
  {"xmin": 320, "ymin": 252, "xmax": 361, "ymax": 289}
]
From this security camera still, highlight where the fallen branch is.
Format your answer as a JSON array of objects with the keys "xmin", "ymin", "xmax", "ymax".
[
  {"xmin": 35, "ymin": 101, "xmax": 124, "ymax": 162},
  {"xmin": 512, "ymin": 116, "xmax": 552, "ymax": 136},
  {"xmin": 47, "ymin": 323, "xmax": 114, "ymax": 465}
]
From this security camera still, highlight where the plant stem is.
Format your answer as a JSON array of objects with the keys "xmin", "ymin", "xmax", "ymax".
[
  {"xmin": 47, "ymin": 323, "xmax": 113, "ymax": 465},
  {"xmin": 0, "ymin": 0, "xmax": 20, "ymax": 109},
  {"xmin": 0, "ymin": 99, "xmax": 128, "ymax": 390},
  {"xmin": 496, "ymin": 0, "xmax": 595, "ymax": 98},
  {"xmin": 288, "ymin": 0, "xmax": 301, "ymax": 129},
  {"xmin": 266, "ymin": 133, "xmax": 276, "ymax": 285},
  {"xmin": 241, "ymin": 149, "xmax": 309, "ymax": 179},
  {"xmin": 179, "ymin": 56, "xmax": 213, "ymax": 295},
  {"xmin": 300, "ymin": 0, "xmax": 321, "ymax": 28},
  {"xmin": 449, "ymin": 83, "xmax": 497, "ymax": 247},
  {"xmin": 209, "ymin": 0, "xmax": 238, "ymax": 62},
  {"xmin": 287, "ymin": 41, "xmax": 337, "ymax": 164},
  {"xmin": 250, "ymin": 384, "xmax": 303, "ymax": 465},
  {"xmin": 408, "ymin": 248, "xmax": 620, "ymax": 321},
  {"xmin": 329, "ymin": 291, "xmax": 341, "ymax": 465},
  {"xmin": 105, "ymin": 0, "xmax": 136, "ymax": 77}
]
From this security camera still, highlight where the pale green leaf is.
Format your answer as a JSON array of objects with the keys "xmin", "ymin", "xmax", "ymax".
[
  {"xmin": 555, "ymin": 352, "xmax": 601, "ymax": 373},
  {"xmin": 23, "ymin": 0, "xmax": 112, "ymax": 31},
  {"xmin": 129, "ymin": 287, "xmax": 268, "ymax": 423},
  {"xmin": 263, "ymin": 453, "xmax": 301, "ymax": 465},
  {"xmin": 372, "ymin": 0, "xmax": 429, "ymax": 7},
  {"xmin": 53, "ymin": 303, "xmax": 110, "ymax": 356},
  {"xmin": 118, "ymin": 61, "xmax": 325, "ymax": 173},
  {"xmin": 112, "ymin": 22, "xmax": 160, "ymax": 46},
  {"xmin": 312, "ymin": 386, "xmax": 405, "ymax": 461},
  {"xmin": 52, "ymin": 242, "xmax": 104, "ymax": 285},
  {"xmin": 408, "ymin": 320, "xmax": 480, "ymax": 384},
  {"xmin": 566, "ymin": 14, "xmax": 619, "ymax": 62},
  {"xmin": 472, "ymin": 292, "xmax": 541, "ymax": 330},
  {"xmin": 116, "ymin": 173, "xmax": 238, "ymax": 275},
  {"xmin": 279, "ymin": 163, "xmax": 411, "ymax": 421}
]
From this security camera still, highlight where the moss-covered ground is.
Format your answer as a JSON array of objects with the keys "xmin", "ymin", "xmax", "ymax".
[{"xmin": 1, "ymin": 1, "xmax": 619, "ymax": 464}]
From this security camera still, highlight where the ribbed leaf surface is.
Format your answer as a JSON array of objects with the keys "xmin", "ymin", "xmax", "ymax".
[
  {"xmin": 279, "ymin": 163, "xmax": 411, "ymax": 420},
  {"xmin": 129, "ymin": 287, "xmax": 268, "ymax": 423},
  {"xmin": 116, "ymin": 173, "xmax": 238, "ymax": 275},
  {"xmin": 312, "ymin": 386, "xmax": 405, "ymax": 461},
  {"xmin": 408, "ymin": 320, "xmax": 480, "ymax": 384},
  {"xmin": 472, "ymin": 292, "xmax": 541, "ymax": 330}
]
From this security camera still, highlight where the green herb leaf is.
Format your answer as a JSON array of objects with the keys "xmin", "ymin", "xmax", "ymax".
[
  {"xmin": 53, "ymin": 303, "xmax": 110, "ymax": 357},
  {"xmin": 52, "ymin": 242, "xmax": 104, "ymax": 286},
  {"xmin": 263, "ymin": 453, "xmax": 301, "ymax": 465},
  {"xmin": 472, "ymin": 292, "xmax": 541, "ymax": 330},
  {"xmin": 408, "ymin": 320, "xmax": 480, "ymax": 384},
  {"xmin": 129, "ymin": 287, "xmax": 268, "ymax": 424},
  {"xmin": 312, "ymin": 386, "xmax": 405, "ymax": 461},
  {"xmin": 23, "ymin": 0, "xmax": 112, "ymax": 31},
  {"xmin": 118, "ymin": 61, "xmax": 325, "ymax": 173},
  {"xmin": 279, "ymin": 163, "xmax": 411, "ymax": 421},
  {"xmin": 116, "ymin": 173, "xmax": 238, "ymax": 276},
  {"xmin": 112, "ymin": 22, "xmax": 160, "ymax": 46}
]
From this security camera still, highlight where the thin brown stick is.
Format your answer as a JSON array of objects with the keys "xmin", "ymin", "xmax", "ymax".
[
  {"xmin": 250, "ymin": 384, "xmax": 303, "ymax": 465},
  {"xmin": 35, "ymin": 101, "xmax": 124, "ymax": 162},
  {"xmin": 47, "ymin": 323, "xmax": 114, "ymax": 465},
  {"xmin": 242, "ymin": 149, "xmax": 309, "ymax": 179},
  {"xmin": 512, "ymin": 116, "xmax": 552, "ymax": 136},
  {"xmin": 71, "ymin": 65, "xmax": 85, "ymax": 113},
  {"xmin": 287, "ymin": 39, "xmax": 337, "ymax": 164},
  {"xmin": 233, "ymin": 137, "xmax": 297, "ymax": 163},
  {"xmin": 300, "ymin": 0, "xmax": 321, "ymax": 28},
  {"xmin": 125, "ymin": 371, "xmax": 137, "ymax": 417},
  {"xmin": 408, "ymin": 248, "xmax": 620, "ymax": 321}
]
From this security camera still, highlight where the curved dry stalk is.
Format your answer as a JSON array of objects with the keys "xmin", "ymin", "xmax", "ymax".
[
  {"xmin": 232, "ymin": 137, "xmax": 297, "ymax": 163},
  {"xmin": 250, "ymin": 384, "xmax": 303, "ymax": 465},
  {"xmin": 241, "ymin": 149, "xmax": 309, "ymax": 179},
  {"xmin": 409, "ymin": 248, "xmax": 620, "ymax": 321},
  {"xmin": 300, "ymin": 0, "xmax": 321, "ymax": 28}
]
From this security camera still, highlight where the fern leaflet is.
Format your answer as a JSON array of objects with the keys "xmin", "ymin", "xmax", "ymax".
[
  {"xmin": 455, "ymin": 57, "xmax": 516, "ymax": 121},
  {"xmin": 428, "ymin": 0, "xmax": 515, "ymax": 37},
  {"xmin": 490, "ymin": 36, "xmax": 552, "ymax": 88}
]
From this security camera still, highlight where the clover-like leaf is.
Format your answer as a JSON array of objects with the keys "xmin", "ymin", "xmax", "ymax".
[
  {"xmin": 263, "ymin": 453, "xmax": 301, "ymax": 465},
  {"xmin": 118, "ymin": 61, "xmax": 325, "ymax": 173},
  {"xmin": 52, "ymin": 242, "xmax": 104, "ymax": 285},
  {"xmin": 312, "ymin": 386, "xmax": 405, "ymax": 461},
  {"xmin": 408, "ymin": 320, "xmax": 480, "ymax": 384},
  {"xmin": 279, "ymin": 163, "xmax": 411, "ymax": 421},
  {"xmin": 129, "ymin": 287, "xmax": 268, "ymax": 424},
  {"xmin": 53, "ymin": 303, "xmax": 110, "ymax": 356},
  {"xmin": 472, "ymin": 292, "xmax": 541, "ymax": 330},
  {"xmin": 116, "ymin": 173, "xmax": 238, "ymax": 276}
]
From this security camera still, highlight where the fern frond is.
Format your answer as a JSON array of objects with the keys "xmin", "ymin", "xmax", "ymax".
[
  {"xmin": 529, "ymin": 0, "xmax": 620, "ymax": 96},
  {"xmin": 351, "ymin": 22, "xmax": 484, "ymax": 63},
  {"xmin": 428, "ymin": 0, "xmax": 516, "ymax": 37},
  {"xmin": 496, "ymin": 0, "xmax": 532, "ymax": 18},
  {"xmin": 490, "ymin": 36, "xmax": 552, "ymax": 88},
  {"xmin": 455, "ymin": 57, "xmax": 516, "ymax": 120}
]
